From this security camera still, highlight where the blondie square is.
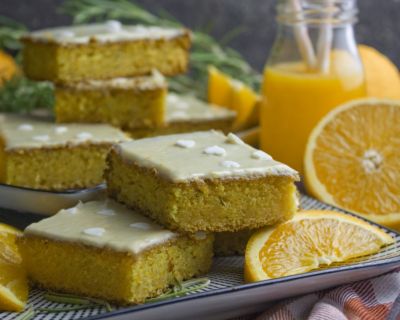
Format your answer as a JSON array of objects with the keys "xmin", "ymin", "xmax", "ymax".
[
  {"xmin": 55, "ymin": 71, "xmax": 167, "ymax": 130},
  {"xmin": 0, "ymin": 114, "xmax": 129, "ymax": 190},
  {"xmin": 106, "ymin": 131, "xmax": 299, "ymax": 232},
  {"xmin": 18, "ymin": 200, "xmax": 213, "ymax": 304},
  {"xmin": 128, "ymin": 93, "xmax": 236, "ymax": 138},
  {"xmin": 22, "ymin": 22, "xmax": 191, "ymax": 82}
]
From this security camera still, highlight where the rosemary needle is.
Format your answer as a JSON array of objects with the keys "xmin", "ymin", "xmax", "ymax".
[{"xmin": 14, "ymin": 308, "xmax": 36, "ymax": 320}]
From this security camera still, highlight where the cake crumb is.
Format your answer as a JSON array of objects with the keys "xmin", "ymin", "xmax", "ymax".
[{"xmin": 225, "ymin": 133, "xmax": 245, "ymax": 145}]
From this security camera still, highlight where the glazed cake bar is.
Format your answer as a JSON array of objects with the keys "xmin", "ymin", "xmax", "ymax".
[
  {"xmin": 22, "ymin": 22, "xmax": 191, "ymax": 82},
  {"xmin": 106, "ymin": 131, "xmax": 299, "ymax": 233},
  {"xmin": 55, "ymin": 71, "xmax": 167, "ymax": 130},
  {"xmin": 128, "ymin": 93, "xmax": 236, "ymax": 138},
  {"xmin": 0, "ymin": 114, "xmax": 129, "ymax": 191},
  {"xmin": 18, "ymin": 200, "xmax": 213, "ymax": 304}
]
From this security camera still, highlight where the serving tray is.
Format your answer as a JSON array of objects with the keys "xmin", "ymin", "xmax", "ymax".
[{"xmin": 0, "ymin": 195, "xmax": 399, "ymax": 320}]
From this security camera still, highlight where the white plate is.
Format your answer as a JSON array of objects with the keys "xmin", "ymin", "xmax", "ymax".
[
  {"xmin": 0, "ymin": 183, "xmax": 106, "ymax": 215},
  {"xmin": 0, "ymin": 195, "xmax": 399, "ymax": 320}
]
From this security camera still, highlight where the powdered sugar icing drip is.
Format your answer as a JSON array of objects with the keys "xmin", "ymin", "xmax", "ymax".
[{"xmin": 117, "ymin": 131, "xmax": 299, "ymax": 182}]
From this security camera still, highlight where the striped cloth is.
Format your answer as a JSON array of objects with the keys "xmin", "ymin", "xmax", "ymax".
[{"xmin": 252, "ymin": 269, "xmax": 400, "ymax": 320}]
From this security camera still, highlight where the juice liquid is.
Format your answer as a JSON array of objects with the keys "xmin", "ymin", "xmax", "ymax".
[{"xmin": 261, "ymin": 52, "xmax": 366, "ymax": 174}]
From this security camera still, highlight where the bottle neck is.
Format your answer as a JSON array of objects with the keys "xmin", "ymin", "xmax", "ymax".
[{"xmin": 277, "ymin": 0, "xmax": 358, "ymax": 27}]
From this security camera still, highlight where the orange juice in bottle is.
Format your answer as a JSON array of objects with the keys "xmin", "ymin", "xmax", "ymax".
[{"xmin": 261, "ymin": 0, "xmax": 366, "ymax": 174}]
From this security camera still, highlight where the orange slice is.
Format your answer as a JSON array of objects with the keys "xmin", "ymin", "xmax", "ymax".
[
  {"xmin": 0, "ymin": 223, "xmax": 28, "ymax": 312},
  {"xmin": 207, "ymin": 66, "xmax": 232, "ymax": 108},
  {"xmin": 207, "ymin": 66, "xmax": 260, "ymax": 130},
  {"xmin": 358, "ymin": 45, "xmax": 400, "ymax": 100},
  {"xmin": 304, "ymin": 98, "xmax": 400, "ymax": 229},
  {"xmin": 0, "ymin": 50, "xmax": 18, "ymax": 86},
  {"xmin": 244, "ymin": 210, "xmax": 394, "ymax": 282}
]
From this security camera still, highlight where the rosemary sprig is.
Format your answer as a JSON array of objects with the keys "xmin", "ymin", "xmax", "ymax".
[
  {"xmin": 14, "ymin": 278, "xmax": 209, "ymax": 319},
  {"xmin": 45, "ymin": 292, "xmax": 114, "ymax": 312},
  {"xmin": 146, "ymin": 277, "xmax": 211, "ymax": 303},
  {"xmin": 14, "ymin": 308, "xmax": 35, "ymax": 320},
  {"xmin": 0, "ymin": 15, "xmax": 27, "ymax": 51},
  {"xmin": 0, "ymin": 77, "xmax": 54, "ymax": 113}
]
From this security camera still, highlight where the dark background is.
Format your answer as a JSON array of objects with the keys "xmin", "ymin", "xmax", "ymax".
[{"xmin": 1, "ymin": 0, "xmax": 399, "ymax": 70}]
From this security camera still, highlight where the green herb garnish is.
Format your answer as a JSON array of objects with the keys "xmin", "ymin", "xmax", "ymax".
[{"xmin": 146, "ymin": 277, "xmax": 211, "ymax": 303}]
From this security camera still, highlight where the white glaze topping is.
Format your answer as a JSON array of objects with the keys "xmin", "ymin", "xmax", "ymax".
[
  {"xmin": 166, "ymin": 93, "xmax": 236, "ymax": 123},
  {"xmin": 18, "ymin": 124, "xmax": 34, "ymax": 131},
  {"xmin": 55, "ymin": 126, "xmax": 68, "ymax": 134},
  {"xmin": 221, "ymin": 160, "xmax": 241, "ymax": 168},
  {"xmin": 83, "ymin": 227, "xmax": 105, "ymax": 237},
  {"xmin": 32, "ymin": 135, "xmax": 50, "ymax": 142},
  {"xmin": 63, "ymin": 70, "xmax": 166, "ymax": 91},
  {"xmin": 26, "ymin": 23, "xmax": 187, "ymax": 45},
  {"xmin": 116, "ymin": 130, "xmax": 299, "ymax": 182},
  {"xmin": 24, "ymin": 200, "xmax": 178, "ymax": 255},
  {"xmin": 0, "ymin": 114, "xmax": 129, "ymax": 151}
]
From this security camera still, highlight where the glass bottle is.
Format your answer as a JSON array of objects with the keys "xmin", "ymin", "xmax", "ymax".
[{"xmin": 260, "ymin": 0, "xmax": 366, "ymax": 174}]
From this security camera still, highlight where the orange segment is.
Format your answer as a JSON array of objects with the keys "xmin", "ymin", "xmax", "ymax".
[
  {"xmin": 304, "ymin": 98, "xmax": 400, "ymax": 229},
  {"xmin": 0, "ymin": 223, "xmax": 28, "ymax": 312},
  {"xmin": 244, "ymin": 210, "xmax": 393, "ymax": 282},
  {"xmin": 207, "ymin": 66, "xmax": 260, "ymax": 130},
  {"xmin": 0, "ymin": 50, "xmax": 18, "ymax": 86},
  {"xmin": 207, "ymin": 66, "xmax": 232, "ymax": 107},
  {"xmin": 358, "ymin": 45, "xmax": 400, "ymax": 100}
]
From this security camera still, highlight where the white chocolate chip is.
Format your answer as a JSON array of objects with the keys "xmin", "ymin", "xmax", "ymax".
[
  {"xmin": 130, "ymin": 222, "xmax": 154, "ymax": 230},
  {"xmin": 76, "ymin": 132, "xmax": 93, "ymax": 140},
  {"xmin": 18, "ymin": 124, "xmax": 34, "ymax": 131},
  {"xmin": 55, "ymin": 126, "xmax": 68, "ymax": 134},
  {"xmin": 97, "ymin": 208, "xmax": 116, "ymax": 216},
  {"xmin": 175, "ymin": 139, "xmax": 196, "ymax": 149},
  {"xmin": 203, "ymin": 145, "xmax": 226, "ymax": 156},
  {"xmin": 83, "ymin": 227, "xmax": 105, "ymax": 237},
  {"xmin": 220, "ymin": 160, "xmax": 241, "ymax": 168},
  {"xmin": 32, "ymin": 135, "xmax": 50, "ymax": 142},
  {"xmin": 251, "ymin": 150, "xmax": 273, "ymax": 161},
  {"xmin": 225, "ymin": 133, "xmax": 245, "ymax": 145},
  {"xmin": 106, "ymin": 20, "xmax": 122, "ymax": 33}
]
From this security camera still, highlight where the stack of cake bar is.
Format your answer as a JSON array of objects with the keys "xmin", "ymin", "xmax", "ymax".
[
  {"xmin": 14, "ymin": 21, "xmax": 299, "ymax": 306},
  {"xmin": 22, "ymin": 21, "xmax": 236, "ymax": 138}
]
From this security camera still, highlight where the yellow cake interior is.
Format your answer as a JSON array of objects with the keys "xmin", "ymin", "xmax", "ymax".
[
  {"xmin": 18, "ymin": 200, "xmax": 213, "ymax": 304},
  {"xmin": 19, "ymin": 235, "xmax": 212, "ymax": 304},
  {"xmin": 106, "ymin": 131, "xmax": 299, "ymax": 232},
  {"xmin": 23, "ymin": 36, "xmax": 190, "ymax": 82}
]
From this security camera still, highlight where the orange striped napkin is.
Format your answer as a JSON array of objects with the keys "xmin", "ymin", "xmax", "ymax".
[{"xmin": 240, "ymin": 269, "xmax": 400, "ymax": 320}]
